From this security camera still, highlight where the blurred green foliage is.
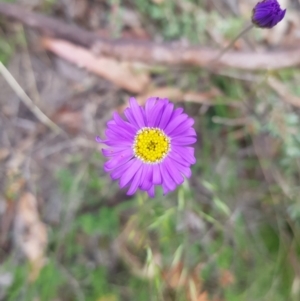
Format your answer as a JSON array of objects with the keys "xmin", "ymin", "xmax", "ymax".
[{"xmin": 0, "ymin": 36, "xmax": 14, "ymax": 64}]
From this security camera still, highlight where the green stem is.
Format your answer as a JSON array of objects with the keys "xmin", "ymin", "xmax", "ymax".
[{"xmin": 213, "ymin": 23, "xmax": 254, "ymax": 62}]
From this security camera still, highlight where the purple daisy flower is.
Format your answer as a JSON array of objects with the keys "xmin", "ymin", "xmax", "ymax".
[
  {"xmin": 252, "ymin": 0, "xmax": 286, "ymax": 29},
  {"xmin": 96, "ymin": 97, "xmax": 196, "ymax": 198}
]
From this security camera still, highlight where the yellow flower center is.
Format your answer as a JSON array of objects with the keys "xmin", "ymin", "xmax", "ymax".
[{"xmin": 133, "ymin": 127, "xmax": 171, "ymax": 164}]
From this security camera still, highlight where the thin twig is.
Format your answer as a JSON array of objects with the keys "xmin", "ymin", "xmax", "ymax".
[
  {"xmin": 268, "ymin": 76, "xmax": 300, "ymax": 108},
  {"xmin": 0, "ymin": 61, "xmax": 61, "ymax": 133},
  {"xmin": 21, "ymin": 25, "xmax": 42, "ymax": 105},
  {"xmin": 212, "ymin": 116, "xmax": 251, "ymax": 126}
]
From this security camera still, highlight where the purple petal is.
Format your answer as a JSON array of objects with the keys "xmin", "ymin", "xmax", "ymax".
[
  {"xmin": 139, "ymin": 165, "xmax": 152, "ymax": 191},
  {"xmin": 169, "ymin": 150, "xmax": 191, "ymax": 167},
  {"xmin": 104, "ymin": 139, "xmax": 132, "ymax": 147},
  {"xmin": 171, "ymin": 107, "xmax": 184, "ymax": 119},
  {"xmin": 172, "ymin": 136, "xmax": 197, "ymax": 145},
  {"xmin": 172, "ymin": 128, "xmax": 197, "ymax": 138},
  {"xmin": 113, "ymin": 112, "xmax": 136, "ymax": 135},
  {"xmin": 147, "ymin": 99, "xmax": 168, "ymax": 127},
  {"xmin": 164, "ymin": 114, "xmax": 188, "ymax": 135},
  {"xmin": 107, "ymin": 124, "xmax": 134, "ymax": 140},
  {"xmin": 173, "ymin": 160, "xmax": 192, "ymax": 178},
  {"xmin": 128, "ymin": 97, "xmax": 145, "ymax": 128},
  {"xmin": 145, "ymin": 97, "xmax": 157, "ymax": 124},
  {"xmin": 162, "ymin": 182, "xmax": 170, "ymax": 195},
  {"xmin": 110, "ymin": 159, "xmax": 135, "ymax": 180},
  {"xmin": 102, "ymin": 147, "xmax": 127, "ymax": 157},
  {"xmin": 159, "ymin": 102, "xmax": 174, "ymax": 130},
  {"xmin": 95, "ymin": 136, "xmax": 103, "ymax": 143},
  {"xmin": 107, "ymin": 120, "xmax": 116, "ymax": 126},
  {"xmin": 160, "ymin": 163, "xmax": 176, "ymax": 192},
  {"xmin": 172, "ymin": 146, "xmax": 196, "ymax": 164},
  {"xmin": 119, "ymin": 159, "xmax": 143, "ymax": 188},
  {"xmin": 124, "ymin": 108, "xmax": 139, "ymax": 129},
  {"xmin": 168, "ymin": 118, "xmax": 195, "ymax": 136},
  {"xmin": 127, "ymin": 166, "xmax": 143, "ymax": 195},
  {"xmin": 152, "ymin": 164, "xmax": 162, "ymax": 185},
  {"xmin": 140, "ymin": 106, "xmax": 147, "ymax": 125},
  {"xmin": 164, "ymin": 157, "xmax": 184, "ymax": 185},
  {"xmin": 104, "ymin": 148, "xmax": 134, "ymax": 171},
  {"xmin": 105, "ymin": 129, "xmax": 133, "ymax": 142},
  {"xmin": 147, "ymin": 185, "xmax": 155, "ymax": 198}
]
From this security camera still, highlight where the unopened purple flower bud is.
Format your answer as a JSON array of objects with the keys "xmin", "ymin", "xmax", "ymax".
[{"xmin": 252, "ymin": 0, "xmax": 286, "ymax": 29}]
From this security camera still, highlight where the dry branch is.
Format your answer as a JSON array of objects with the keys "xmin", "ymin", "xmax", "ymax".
[
  {"xmin": 42, "ymin": 38, "xmax": 150, "ymax": 93},
  {"xmin": 268, "ymin": 76, "xmax": 300, "ymax": 108},
  {"xmin": 0, "ymin": 2, "xmax": 300, "ymax": 70},
  {"xmin": 0, "ymin": 61, "xmax": 62, "ymax": 132}
]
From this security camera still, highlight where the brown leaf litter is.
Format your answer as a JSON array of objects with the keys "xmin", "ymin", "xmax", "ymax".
[
  {"xmin": 14, "ymin": 192, "xmax": 47, "ymax": 281},
  {"xmin": 42, "ymin": 37, "xmax": 150, "ymax": 94}
]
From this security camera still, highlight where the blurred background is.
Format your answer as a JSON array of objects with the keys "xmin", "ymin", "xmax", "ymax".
[{"xmin": 1, "ymin": 0, "xmax": 300, "ymax": 300}]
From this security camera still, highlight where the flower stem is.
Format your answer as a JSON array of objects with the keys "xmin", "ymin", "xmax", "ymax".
[{"xmin": 213, "ymin": 23, "xmax": 255, "ymax": 62}]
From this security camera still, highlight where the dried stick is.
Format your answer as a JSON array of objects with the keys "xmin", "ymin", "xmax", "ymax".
[
  {"xmin": 0, "ymin": 61, "xmax": 61, "ymax": 133},
  {"xmin": 0, "ymin": 2, "xmax": 300, "ymax": 70}
]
